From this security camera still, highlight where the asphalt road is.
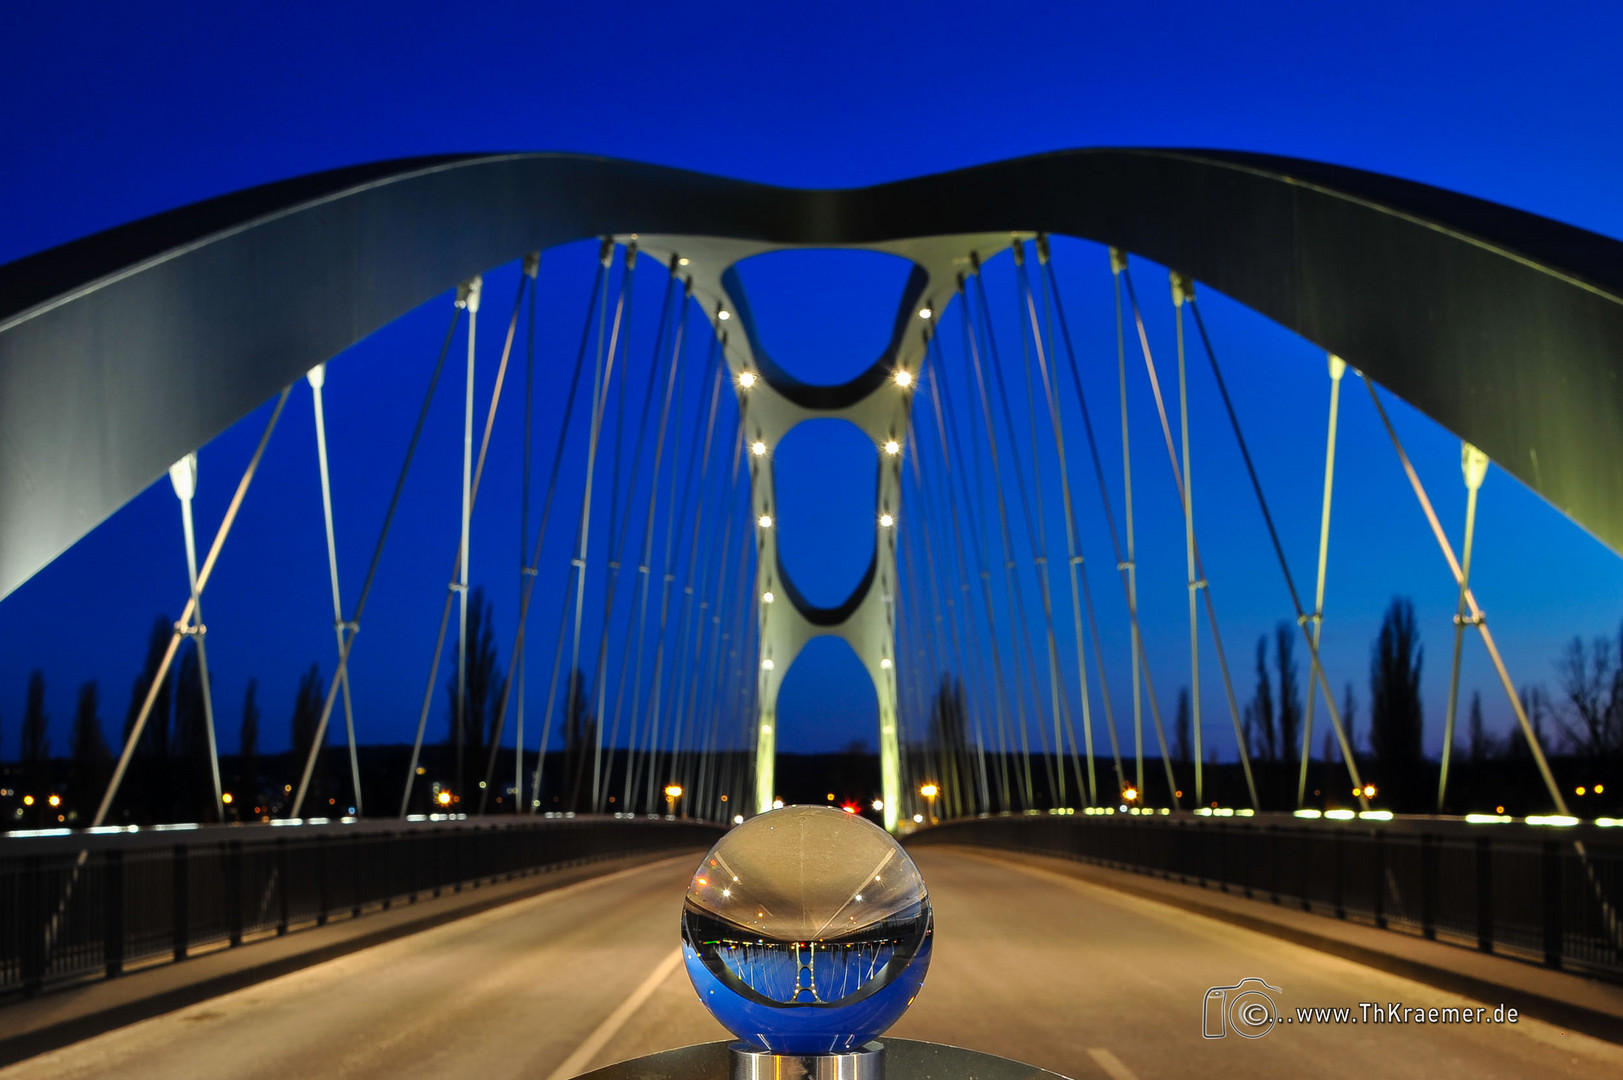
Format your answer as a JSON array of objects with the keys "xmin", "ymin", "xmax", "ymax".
[{"xmin": 3, "ymin": 847, "xmax": 1619, "ymax": 1080}]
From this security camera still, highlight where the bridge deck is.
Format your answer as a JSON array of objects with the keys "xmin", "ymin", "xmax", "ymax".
[{"xmin": 2, "ymin": 848, "xmax": 1619, "ymax": 1080}]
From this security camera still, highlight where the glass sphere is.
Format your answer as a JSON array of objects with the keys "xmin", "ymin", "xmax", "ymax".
[{"xmin": 681, "ymin": 805, "xmax": 933, "ymax": 1054}]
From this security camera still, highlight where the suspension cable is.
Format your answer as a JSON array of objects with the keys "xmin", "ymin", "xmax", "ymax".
[
  {"xmin": 168, "ymin": 453, "xmax": 224, "ymax": 819},
  {"xmin": 916, "ymin": 346, "xmax": 994, "ymax": 811},
  {"xmin": 306, "ymin": 364, "xmax": 363, "ymax": 815},
  {"xmin": 1121, "ymin": 265, "xmax": 1255, "ymax": 809},
  {"xmin": 1361, "ymin": 378, "xmax": 1567, "ymax": 815},
  {"xmin": 958, "ymin": 272, "xmax": 1038, "ymax": 808},
  {"xmin": 385, "ymin": 271, "xmax": 525, "ymax": 818},
  {"xmin": 615, "ymin": 274, "xmax": 693, "ymax": 810},
  {"xmin": 95, "ymin": 385, "xmax": 292, "ymax": 827},
  {"xmin": 1299, "ymin": 354, "xmax": 1347, "ymax": 806},
  {"xmin": 1022, "ymin": 239, "xmax": 1097, "ymax": 805},
  {"xmin": 1439, "ymin": 443, "xmax": 1490, "ymax": 810},
  {"xmin": 515, "ymin": 251, "xmax": 539, "ymax": 812},
  {"xmin": 588, "ymin": 259, "xmax": 681, "ymax": 813},
  {"xmin": 1180, "ymin": 295, "xmax": 1364, "ymax": 808},
  {"xmin": 928, "ymin": 328, "xmax": 1015, "ymax": 809}
]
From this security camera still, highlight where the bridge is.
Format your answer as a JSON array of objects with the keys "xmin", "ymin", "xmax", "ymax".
[{"xmin": 2, "ymin": 149, "xmax": 1623, "ymax": 1078}]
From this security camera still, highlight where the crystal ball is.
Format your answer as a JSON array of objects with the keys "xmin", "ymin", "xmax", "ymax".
[{"xmin": 681, "ymin": 805, "xmax": 933, "ymax": 1054}]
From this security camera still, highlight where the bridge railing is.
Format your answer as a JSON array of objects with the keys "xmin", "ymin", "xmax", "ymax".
[
  {"xmin": 909, "ymin": 813, "xmax": 1623, "ymax": 983},
  {"xmin": 0, "ymin": 815, "xmax": 720, "ymax": 998}
]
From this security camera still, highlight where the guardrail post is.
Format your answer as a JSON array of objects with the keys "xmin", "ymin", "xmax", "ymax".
[
  {"xmin": 1420, "ymin": 833, "xmax": 1438, "ymax": 940},
  {"xmin": 226, "ymin": 840, "xmax": 243, "ymax": 947},
  {"xmin": 1373, "ymin": 831, "xmax": 1387, "ymax": 929},
  {"xmin": 316, "ymin": 835, "xmax": 330, "ymax": 926},
  {"xmin": 277, "ymin": 837, "xmax": 290, "ymax": 935},
  {"xmin": 21, "ymin": 854, "xmax": 45, "ymax": 995},
  {"xmin": 172, "ymin": 843, "xmax": 189, "ymax": 962},
  {"xmin": 1542, "ymin": 840, "xmax": 1563, "ymax": 969},
  {"xmin": 1333, "ymin": 833, "xmax": 1346, "ymax": 919},
  {"xmin": 351, "ymin": 832, "xmax": 363, "ymax": 918},
  {"xmin": 381, "ymin": 831, "xmax": 393, "ymax": 911},
  {"xmin": 1475, "ymin": 836, "xmax": 1493, "ymax": 953},
  {"xmin": 105, "ymin": 848, "xmax": 125, "ymax": 978},
  {"xmin": 1267, "ymin": 827, "xmax": 1280, "ymax": 904}
]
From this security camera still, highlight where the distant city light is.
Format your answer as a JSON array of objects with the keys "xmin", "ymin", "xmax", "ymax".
[
  {"xmin": 221, "ymin": 793, "xmax": 233, "ymax": 805},
  {"xmin": 436, "ymin": 790, "xmax": 453, "ymax": 806},
  {"xmin": 1122, "ymin": 786, "xmax": 1138, "ymax": 802},
  {"xmin": 22, "ymin": 795, "xmax": 33, "ymax": 807},
  {"xmin": 913, "ymin": 814, "xmax": 924, "ymax": 823},
  {"xmin": 47, "ymin": 794, "xmax": 61, "ymax": 808}
]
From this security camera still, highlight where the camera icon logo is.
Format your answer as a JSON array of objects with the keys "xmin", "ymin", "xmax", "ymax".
[{"xmin": 1202, "ymin": 978, "xmax": 1281, "ymax": 1039}]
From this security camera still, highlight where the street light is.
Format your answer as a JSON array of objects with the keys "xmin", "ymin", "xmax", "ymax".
[
  {"xmin": 920, "ymin": 782, "xmax": 939, "ymax": 824},
  {"xmin": 665, "ymin": 784, "xmax": 683, "ymax": 816}
]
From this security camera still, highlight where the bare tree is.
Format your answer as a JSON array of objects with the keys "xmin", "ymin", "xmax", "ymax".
[
  {"xmin": 1554, "ymin": 622, "xmax": 1623, "ymax": 762},
  {"xmin": 1275, "ymin": 623, "xmax": 1300, "ymax": 768},
  {"xmin": 1247, "ymin": 635, "xmax": 1276, "ymax": 761},
  {"xmin": 1370, "ymin": 597, "xmax": 1424, "ymax": 807},
  {"xmin": 1466, "ymin": 691, "xmax": 1495, "ymax": 763}
]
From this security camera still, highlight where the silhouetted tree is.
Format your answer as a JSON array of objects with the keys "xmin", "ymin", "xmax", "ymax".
[
  {"xmin": 1275, "ymin": 623, "xmax": 1300, "ymax": 767},
  {"xmin": 1370, "ymin": 597, "xmax": 1424, "ymax": 807},
  {"xmin": 70, "ymin": 680, "xmax": 110, "ymax": 814},
  {"xmin": 1511, "ymin": 684, "xmax": 1551, "ymax": 760},
  {"xmin": 289, "ymin": 665, "xmax": 324, "ymax": 808},
  {"xmin": 118, "ymin": 617, "xmax": 173, "ymax": 822},
  {"xmin": 238, "ymin": 679, "xmax": 260, "ymax": 815},
  {"xmin": 929, "ymin": 674, "xmax": 969, "ymax": 816},
  {"xmin": 1554, "ymin": 622, "xmax": 1623, "ymax": 762},
  {"xmin": 447, "ymin": 587, "xmax": 502, "ymax": 801},
  {"xmin": 1342, "ymin": 682, "xmax": 1358, "ymax": 758},
  {"xmin": 172, "ymin": 649, "xmax": 217, "ymax": 821},
  {"xmin": 561, "ymin": 667, "xmax": 596, "ymax": 812},
  {"xmin": 1466, "ymin": 691, "xmax": 1493, "ymax": 764},
  {"xmin": 1246, "ymin": 635, "xmax": 1276, "ymax": 760},
  {"xmin": 1174, "ymin": 688, "xmax": 1191, "ymax": 764},
  {"xmin": 21, "ymin": 670, "xmax": 50, "ymax": 809}
]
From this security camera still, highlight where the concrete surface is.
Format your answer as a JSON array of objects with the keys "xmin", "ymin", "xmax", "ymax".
[{"xmin": 2, "ymin": 846, "xmax": 1620, "ymax": 1080}]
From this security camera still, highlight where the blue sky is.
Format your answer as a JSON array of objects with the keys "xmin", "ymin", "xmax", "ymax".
[{"xmin": 1, "ymin": 1, "xmax": 1621, "ymax": 766}]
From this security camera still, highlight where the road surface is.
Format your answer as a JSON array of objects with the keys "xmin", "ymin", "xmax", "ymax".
[{"xmin": 3, "ymin": 847, "xmax": 1618, "ymax": 1080}]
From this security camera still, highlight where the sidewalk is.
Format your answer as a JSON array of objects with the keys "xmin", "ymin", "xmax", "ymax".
[
  {"xmin": 950, "ymin": 845, "xmax": 1623, "ymax": 1044},
  {"xmin": 0, "ymin": 848, "xmax": 700, "ymax": 1068}
]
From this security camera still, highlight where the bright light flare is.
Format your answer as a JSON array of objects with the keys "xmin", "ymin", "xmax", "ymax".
[
  {"xmin": 883, "ymin": 439, "xmax": 901, "ymax": 455},
  {"xmin": 920, "ymin": 783, "xmax": 939, "ymax": 798},
  {"xmin": 758, "ymin": 514, "xmax": 773, "ymax": 528},
  {"xmin": 893, "ymin": 369, "xmax": 913, "ymax": 388},
  {"xmin": 738, "ymin": 371, "xmax": 757, "ymax": 388},
  {"xmin": 750, "ymin": 440, "xmax": 767, "ymax": 457}
]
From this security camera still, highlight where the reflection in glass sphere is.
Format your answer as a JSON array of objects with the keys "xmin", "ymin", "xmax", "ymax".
[{"xmin": 681, "ymin": 805, "xmax": 933, "ymax": 1054}]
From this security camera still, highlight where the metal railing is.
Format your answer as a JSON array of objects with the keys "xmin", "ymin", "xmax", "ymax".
[
  {"xmin": 0, "ymin": 815, "xmax": 720, "ymax": 997},
  {"xmin": 909, "ymin": 813, "xmax": 1623, "ymax": 982}
]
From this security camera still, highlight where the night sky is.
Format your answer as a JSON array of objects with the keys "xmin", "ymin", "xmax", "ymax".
[{"xmin": 2, "ymin": 1, "xmax": 1621, "ymax": 768}]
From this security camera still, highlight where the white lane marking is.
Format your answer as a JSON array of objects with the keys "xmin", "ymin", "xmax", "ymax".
[
  {"xmin": 544, "ymin": 946, "xmax": 684, "ymax": 1080},
  {"xmin": 1086, "ymin": 1047, "xmax": 1141, "ymax": 1080}
]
